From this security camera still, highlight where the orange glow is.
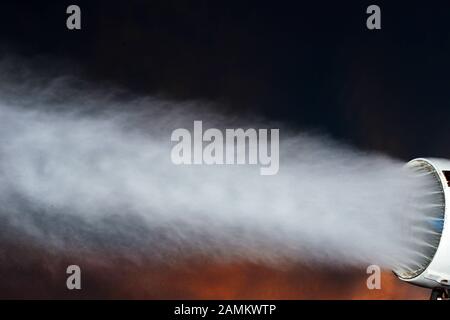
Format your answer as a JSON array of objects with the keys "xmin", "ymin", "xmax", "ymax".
[
  {"xmin": 113, "ymin": 260, "xmax": 429, "ymax": 299},
  {"xmin": 0, "ymin": 243, "xmax": 430, "ymax": 299}
]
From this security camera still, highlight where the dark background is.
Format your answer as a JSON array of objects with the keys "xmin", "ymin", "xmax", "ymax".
[
  {"xmin": 0, "ymin": 1, "xmax": 447, "ymax": 299},
  {"xmin": 0, "ymin": 0, "xmax": 449, "ymax": 159}
]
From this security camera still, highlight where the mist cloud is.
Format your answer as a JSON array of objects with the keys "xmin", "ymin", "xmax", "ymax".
[{"xmin": 0, "ymin": 70, "xmax": 430, "ymax": 272}]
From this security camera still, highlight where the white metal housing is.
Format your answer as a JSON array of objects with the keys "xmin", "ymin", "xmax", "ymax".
[{"xmin": 396, "ymin": 158, "xmax": 450, "ymax": 288}]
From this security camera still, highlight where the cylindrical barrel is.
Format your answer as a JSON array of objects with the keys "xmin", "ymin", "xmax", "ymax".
[{"xmin": 395, "ymin": 158, "xmax": 450, "ymax": 288}]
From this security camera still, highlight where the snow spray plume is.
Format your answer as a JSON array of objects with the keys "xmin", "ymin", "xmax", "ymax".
[{"xmin": 0, "ymin": 70, "xmax": 430, "ymax": 269}]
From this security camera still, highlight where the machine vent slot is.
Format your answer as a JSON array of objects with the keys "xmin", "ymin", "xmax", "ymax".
[{"xmin": 443, "ymin": 171, "xmax": 450, "ymax": 187}]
